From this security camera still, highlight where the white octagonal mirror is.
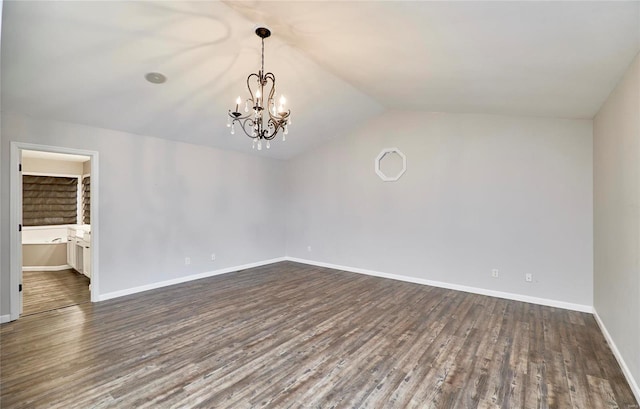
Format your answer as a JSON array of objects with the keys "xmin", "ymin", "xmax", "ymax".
[{"xmin": 375, "ymin": 148, "xmax": 407, "ymax": 182}]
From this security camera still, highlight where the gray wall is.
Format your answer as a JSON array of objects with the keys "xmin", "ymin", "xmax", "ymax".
[
  {"xmin": 1, "ymin": 111, "xmax": 595, "ymax": 315},
  {"xmin": 286, "ymin": 112, "xmax": 594, "ymax": 307},
  {"xmin": 594, "ymin": 53, "xmax": 640, "ymax": 392},
  {"xmin": 1, "ymin": 112, "xmax": 286, "ymax": 314}
]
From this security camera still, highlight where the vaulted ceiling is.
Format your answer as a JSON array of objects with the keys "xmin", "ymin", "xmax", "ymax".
[{"xmin": 2, "ymin": 1, "xmax": 639, "ymax": 159}]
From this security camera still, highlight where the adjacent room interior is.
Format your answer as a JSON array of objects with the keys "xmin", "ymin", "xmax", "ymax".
[
  {"xmin": 0, "ymin": 1, "xmax": 639, "ymax": 408},
  {"xmin": 20, "ymin": 150, "xmax": 92, "ymax": 316}
]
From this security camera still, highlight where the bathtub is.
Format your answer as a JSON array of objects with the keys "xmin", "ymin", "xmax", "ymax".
[{"xmin": 22, "ymin": 225, "xmax": 73, "ymax": 271}]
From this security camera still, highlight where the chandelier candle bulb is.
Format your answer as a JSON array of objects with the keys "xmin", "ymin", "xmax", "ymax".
[{"xmin": 235, "ymin": 97, "xmax": 241, "ymax": 112}]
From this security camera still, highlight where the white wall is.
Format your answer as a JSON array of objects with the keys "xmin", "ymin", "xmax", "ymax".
[
  {"xmin": 1, "ymin": 112, "xmax": 287, "ymax": 314},
  {"xmin": 0, "ymin": 0, "xmax": 4, "ymax": 321},
  {"xmin": 286, "ymin": 112, "xmax": 593, "ymax": 307},
  {"xmin": 22, "ymin": 156, "xmax": 84, "ymax": 175},
  {"xmin": 594, "ymin": 53, "xmax": 640, "ymax": 397}
]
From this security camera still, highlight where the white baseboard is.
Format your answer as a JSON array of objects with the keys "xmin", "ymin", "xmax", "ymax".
[
  {"xmin": 285, "ymin": 257, "xmax": 593, "ymax": 313},
  {"xmin": 98, "ymin": 257, "xmax": 286, "ymax": 302},
  {"xmin": 22, "ymin": 265, "xmax": 71, "ymax": 272},
  {"xmin": 0, "ymin": 314, "xmax": 11, "ymax": 324},
  {"xmin": 593, "ymin": 309, "xmax": 640, "ymax": 404}
]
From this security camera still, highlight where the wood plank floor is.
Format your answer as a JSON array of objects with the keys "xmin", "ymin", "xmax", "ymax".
[
  {"xmin": 1, "ymin": 262, "xmax": 637, "ymax": 408},
  {"xmin": 21, "ymin": 269, "xmax": 90, "ymax": 316}
]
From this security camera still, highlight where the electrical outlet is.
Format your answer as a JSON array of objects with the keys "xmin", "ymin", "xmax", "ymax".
[
  {"xmin": 491, "ymin": 269, "xmax": 499, "ymax": 278},
  {"xmin": 185, "ymin": 257, "xmax": 191, "ymax": 265},
  {"xmin": 211, "ymin": 253, "xmax": 216, "ymax": 261},
  {"xmin": 307, "ymin": 245, "xmax": 312, "ymax": 252},
  {"xmin": 525, "ymin": 273, "xmax": 533, "ymax": 282}
]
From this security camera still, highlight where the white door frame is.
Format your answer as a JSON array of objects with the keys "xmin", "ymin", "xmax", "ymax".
[{"xmin": 10, "ymin": 142, "xmax": 100, "ymax": 321}]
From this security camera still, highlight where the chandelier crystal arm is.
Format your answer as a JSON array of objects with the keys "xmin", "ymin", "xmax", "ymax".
[
  {"xmin": 227, "ymin": 112, "xmax": 286, "ymax": 141},
  {"xmin": 245, "ymin": 73, "xmax": 259, "ymax": 108},
  {"xmin": 229, "ymin": 115, "xmax": 258, "ymax": 138}
]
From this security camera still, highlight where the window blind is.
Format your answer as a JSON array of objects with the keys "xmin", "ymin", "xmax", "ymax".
[
  {"xmin": 82, "ymin": 176, "xmax": 90, "ymax": 224},
  {"xmin": 22, "ymin": 175, "xmax": 78, "ymax": 226}
]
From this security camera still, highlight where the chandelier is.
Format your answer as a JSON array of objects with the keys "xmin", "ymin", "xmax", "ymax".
[{"xmin": 227, "ymin": 27, "xmax": 291, "ymax": 150}]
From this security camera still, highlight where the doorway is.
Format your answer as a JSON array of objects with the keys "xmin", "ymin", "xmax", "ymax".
[
  {"xmin": 20, "ymin": 150, "xmax": 91, "ymax": 315},
  {"xmin": 9, "ymin": 142, "xmax": 99, "ymax": 321}
]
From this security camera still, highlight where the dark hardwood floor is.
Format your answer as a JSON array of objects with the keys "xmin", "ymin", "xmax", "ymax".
[
  {"xmin": 1, "ymin": 262, "xmax": 637, "ymax": 408},
  {"xmin": 21, "ymin": 269, "xmax": 90, "ymax": 316}
]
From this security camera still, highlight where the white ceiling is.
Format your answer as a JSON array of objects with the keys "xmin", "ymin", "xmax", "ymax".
[{"xmin": 2, "ymin": 1, "xmax": 639, "ymax": 159}]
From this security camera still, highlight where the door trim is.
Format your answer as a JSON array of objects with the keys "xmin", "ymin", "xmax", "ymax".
[{"xmin": 10, "ymin": 142, "xmax": 100, "ymax": 321}]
